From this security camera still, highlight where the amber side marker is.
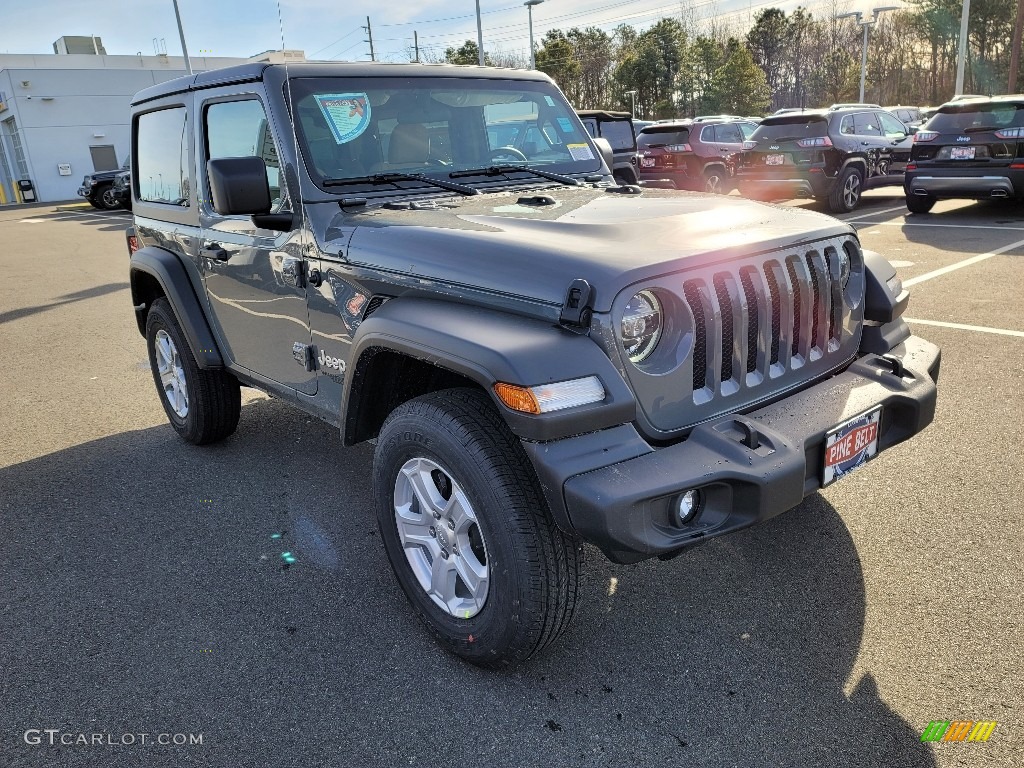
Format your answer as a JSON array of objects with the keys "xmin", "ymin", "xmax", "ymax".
[{"xmin": 493, "ymin": 382, "xmax": 541, "ymax": 414}]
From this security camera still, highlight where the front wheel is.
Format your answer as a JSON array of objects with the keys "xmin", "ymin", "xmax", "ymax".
[
  {"xmin": 145, "ymin": 298, "xmax": 240, "ymax": 444},
  {"xmin": 373, "ymin": 389, "xmax": 580, "ymax": 667},
  {"xmin": 828, "ymin": 166, "xmax": 863, "ymax": 213},
  {"xmin": 905, "ymin": 194, "xmax": 936, "ymax": 214}
]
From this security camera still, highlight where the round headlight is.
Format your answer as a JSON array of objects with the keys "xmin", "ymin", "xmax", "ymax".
[
  {"xmin": 621, "ymin": 290, "xmax": 662, "ymax": 363},
  {"xmin": 835, "ymin": 247, "xmax": 851, "ymax": 288}
]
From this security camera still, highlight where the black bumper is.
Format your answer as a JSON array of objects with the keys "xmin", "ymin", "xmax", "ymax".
[
  {"xmin": 904, "ymin": 168, "xmax": 1024, "ymax": 200},
  {"xmin": 523, "ymin": 334, "xmax": 940, "ymax": 564},
  {"xmin": 736, "ymin": 170, "xmax": 833, "ymax": 199}
]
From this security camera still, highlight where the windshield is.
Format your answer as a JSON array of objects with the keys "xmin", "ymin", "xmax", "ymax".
[
  {"xmin": 926, "ymin": 103, "xmax": 1024, "ymax": 133},
  {"xmin": 751, "ymin": 115, "xmax": 828, "ymax": 141},
  {"xmin": 288, "ymin": 76, "xmax": 601, "ymax": 191},
  {"xmin": 638, "ymin": 128, "xmax": 690, "ymax": 148}
]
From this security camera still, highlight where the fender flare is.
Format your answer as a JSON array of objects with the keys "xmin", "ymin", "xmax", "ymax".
[
  {"xmin": 130, "ymin": 246, "xmax": 224, "ymax": 368},
  {"xmin": 342, "ymin": 297, "xmax": 636, "ymax": 443}
]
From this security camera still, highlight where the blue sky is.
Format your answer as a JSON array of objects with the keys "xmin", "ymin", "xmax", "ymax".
[{"xmin": 0, "ymin": 0, "xmax": 878, "ymax": 63}]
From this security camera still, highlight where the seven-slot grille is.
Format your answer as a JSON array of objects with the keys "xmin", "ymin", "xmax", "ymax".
[{"xmin": 682, "ymin": 243, "xmax": 848, "ymax": 400}]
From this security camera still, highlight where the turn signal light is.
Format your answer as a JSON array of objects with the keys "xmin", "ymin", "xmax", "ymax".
[
  {"xmin": 493, "ymin": 383, "xmax": 541, "ymax": 414},
  {"xmin": 796, "ymin": 136, "xmax": 832, "ymax": 148},
  {"xmin": 913, "ymin": 131, "xmax": 938, "ymax": 142},
  {"xmin": 494, "ymin": 376, "xmax": 605, "ymax": 415}
]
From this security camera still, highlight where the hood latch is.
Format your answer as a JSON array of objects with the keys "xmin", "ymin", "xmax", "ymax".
[{"xmin": 559, "ymin": 278, "xmax": 594, "ymax": 332}]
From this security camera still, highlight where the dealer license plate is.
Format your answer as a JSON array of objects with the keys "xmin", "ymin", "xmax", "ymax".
[
  {"xmin": 822, "ymin": 407, "xmax": 881, "ymax": 486},
  {"xmin": 765, "ymin": 154, "xmax": 785, "ymax": 166},
  {"xmin": 950, "ymin": 146, "xmax": 975, "ymax": 160},
  {"xmin": 640, "ymin": 157, "xmax": 656, "ymax": 167}
]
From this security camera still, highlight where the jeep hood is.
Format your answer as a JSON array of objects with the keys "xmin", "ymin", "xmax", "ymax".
[{"xmin": 331, "ymin": 188, "xmax": 853, "ymax": 312}]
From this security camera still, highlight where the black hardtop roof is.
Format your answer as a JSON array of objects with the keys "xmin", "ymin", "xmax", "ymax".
[
  {"xmin": 131, "ymin": 61, "xmax": 554, "ymax": 106},
  {"xmin": 576, "ymin": 109, "xmax": 632, "ymax": 120}
]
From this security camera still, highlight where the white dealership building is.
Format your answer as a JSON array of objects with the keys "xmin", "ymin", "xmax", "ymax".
[{"xmin": 0, "ymin": 37, "xmax": 304, "ymax": 204}]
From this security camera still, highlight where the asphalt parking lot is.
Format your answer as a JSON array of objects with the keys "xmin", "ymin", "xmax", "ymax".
[{"xmin": 1, "ymin": 192, "xmax": 1021, "ymax": 767}]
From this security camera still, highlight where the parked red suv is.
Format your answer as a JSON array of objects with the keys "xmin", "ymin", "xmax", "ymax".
[{"xmin": 637, "ymin": 118, "xmax": 757, "ymax": 193}]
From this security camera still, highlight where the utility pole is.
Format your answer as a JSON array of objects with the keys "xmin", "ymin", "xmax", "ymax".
[
  {"xmin": 171, "ymin": 0, "xmax": 192, "ymax": 75},
  {"xmin": 1009, "ymin": 0, "xmax": 1024, "ymax": 92},
  {"xmin": 414, "ymin": 31, "xmax": 420, "ymax": 63},
  {"xmin": 364, "ymin": 16, "xmax": 375, "ymax": 62},
  {"xmin": 954, "ymin": 0, "xmax": 971, "ymax": 96}
]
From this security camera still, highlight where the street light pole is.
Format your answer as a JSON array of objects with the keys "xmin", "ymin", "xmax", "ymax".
[
  {"xmin": 525, "ymin": 0, "xmax": 545, "ymax": 70},
  {"xmin": 171, "ymin": 0, "xmax": 192, "ymax": 75},
  {"xmin": 475, "ymin": 0, "xmax": 485, "ymax": 66},
  {"xmin": 839, "ymin": 7, "xmax": 899, "ymax": 103},
  {"xmin": 954, "ymin": 0, "xmax": 972, "ymax": 96},
  {"xmin": 624, "ymin": 89, "xmax": 637, "ymax": 117}
]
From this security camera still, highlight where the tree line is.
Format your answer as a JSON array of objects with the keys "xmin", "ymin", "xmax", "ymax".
[{"xmin": 441, "ymin": 0, "xmax": 1022, "ymax": 118}]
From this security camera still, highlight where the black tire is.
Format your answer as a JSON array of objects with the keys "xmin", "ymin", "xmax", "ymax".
[
  {"xmin": 703, "ymin": 166, "xmax": 728, "ymax": 194},
  {"xmin": 145, "ymin": 298, "xmax": 240, "ymax": 445},
  {"xmin": 86, "ymin": 192, "xmax": 106, "ymax": 210},
  {"xmin": 905, "ymin": 194, "xmax": 936, "ymax": 214},
  {"xmin": 373, "ymin": 388, "xmax": 580, "ymax": 667},
  {"xmin": 828, "ymin": 166, "xmax": 863, "ymax": 213},
  {"xmin": 97, "ymin": 183, "xmax": 122, "ymax": 210}
]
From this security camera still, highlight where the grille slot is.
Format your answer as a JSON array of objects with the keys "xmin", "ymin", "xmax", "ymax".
[
  {"xmin": 683, "ymin": 280, "xmax": 707, "ymax": 391},
  {"xmin": 712, "ymin": 273, "xmax": 734, "ymax": 384},
  {"xmin": 763, "ymin": 262, "xmax": 782, "ymax": 365},
  {"xmin": 785, "ymin": 256, "xmax": 803, "ymax": 357},
  {"xmin": 739, "ymin": 267, "xmax": 760, "ymax": 374}
]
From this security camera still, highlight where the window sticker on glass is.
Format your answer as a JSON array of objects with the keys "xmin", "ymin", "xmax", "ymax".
[
  {"xmin": 544, "ymin": 95, "xmax": 556, "ymax": 107},
  {"xmin": 557, "ymin": 117, "xmax": 574, "ymax": 133},
  {"xmin": 567, "ymin": 143, "xmax": 595, "ymax": 161},
  {"xmin": 313, "ymin": 93, "xmax": 371, "ymax": 144}
]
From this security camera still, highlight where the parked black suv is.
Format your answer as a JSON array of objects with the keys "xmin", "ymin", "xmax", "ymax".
[
  {"xmin": 126, "ymin": 62, "xmax": 939, "ymax": 666},
  {"xmin": 903, "ymin": 95, "xmax": 1024, "ymax": 213},
  {"xmin": 735, "ymin": 108, "xmax": 913, "ymax": 212},
  {"xmin": 577, "ymin": 110, "xmax": 639, "ymax": 184},
  {"xmin": 637, "ymin": 118, "xmax": 757, "ymax": 193},
  {"xmin": 77, "ymin": 161, "xmax": 129, "ymax": 210}
]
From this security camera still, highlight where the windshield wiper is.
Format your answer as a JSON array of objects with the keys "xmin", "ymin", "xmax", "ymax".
[
  {"xmin": 449, "ymin": 165, "xmax": 581, "ymax": 186},
  {"xmin": 963, "ymin": 125, "xmax": 1001, "ymax": 133},
  {"xmin": 323, "ymin": 173, "xmax": 479, "ymax": 196},
  {"xmin": 763, "ymin": 136, "xmax": 803, "ymax": 143}
]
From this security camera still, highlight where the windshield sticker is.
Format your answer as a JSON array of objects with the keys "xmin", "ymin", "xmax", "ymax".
[
  {"xmin": 544, "ymin": 95, "xmax": 556, "ymax": 107},
  {"xmin": 567, "ymin": 143, "xmax": 595, "ymax": 161},
  {"xmin": 557, "ymin": 117, "xmax": 574, "ymax": 133},
  {"xmin": 313, "ymin": 93, "xmax": 371, "ymax": 144}
]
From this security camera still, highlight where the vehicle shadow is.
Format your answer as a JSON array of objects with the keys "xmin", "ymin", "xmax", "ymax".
[
  {"xmin": 0, "ymin": 398, "xmax": 936, "ymax": 767},
  {"xmin": 0, "ymin": 282, "xmax": 130, "ymax": 325}
]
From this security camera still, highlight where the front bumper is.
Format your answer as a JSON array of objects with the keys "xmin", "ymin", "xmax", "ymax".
[
  {"xmin": 524, "ymin": 334, "xmax": 940, "ymax": 564},
  {"xmin": 76, "ymin": 185, "xmax": 92, "ymax": 198}
]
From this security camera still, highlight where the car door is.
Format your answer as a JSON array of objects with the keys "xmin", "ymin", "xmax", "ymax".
[
  {"xmin": 846, "ymin": 111, "xmax": 889, "ymax": 175},
  {"xmin": 198, "ymin": 91, "xmax": 316, "ymax": 395},
  {"xmin": 876, "ymin": 110, "xmax": 913, "ymax": 173}
]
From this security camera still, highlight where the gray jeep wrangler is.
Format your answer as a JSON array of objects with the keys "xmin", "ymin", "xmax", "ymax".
[{"xmin": 126, "ymin": 63, "xmax": 940, "ymax": 667}]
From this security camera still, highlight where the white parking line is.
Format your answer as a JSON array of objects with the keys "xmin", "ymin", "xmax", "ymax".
[
  {"xmin": 906, "ymin": 318, "xmax": 1024, "ymax": 339},
  {"xmin": 903, "ymin": 236, "xmax": 1024, "ymax": 287},
  {"xmin": 840, "ymin": 205, "xmax": 908, "ymax": 222},
  {"xmin": 860, "ymin": 221, "xmax": 1024, "ymax": 232}
]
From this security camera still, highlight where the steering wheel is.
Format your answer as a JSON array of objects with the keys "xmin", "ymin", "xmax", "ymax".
[{"xmin": 489, "ymin": 146, "xmax": 528, "ymax": 163}]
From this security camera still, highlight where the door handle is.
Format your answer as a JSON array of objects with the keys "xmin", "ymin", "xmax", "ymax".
[{"xmin": 201, "ymin": 243, "xmax": 230, "ymax": 261}]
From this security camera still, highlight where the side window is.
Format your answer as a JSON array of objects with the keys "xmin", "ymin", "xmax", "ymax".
[
  {"xmin": 840, "ymin": 115, "xmax": 856, "ymax": 135},
  {"xmin": 581, "ymin": 118, "xmax": 598, "ymax": 139},
  {"xmin": 700, "ymin": 125, "xmax": 715, "ymax": 143},
  {"xmin": 205, "ymin": 99, "xmax": 285, "ymax": 213},
  {"xmin": 852, "ymin": 112, "xmax": 881, "ymax": 135},
  {"xmin": 714, "ymin": 123, "xmax": 743, "ymax": 144},
  {"xmin": 136, "ymin": 107, "xmax": 190, "ymax": 206},
  {"xmin": 877, "ymin": 111, "xmax": 907, "ymax": 137},
  {"xmin": 738, "ymin": 122, "xmax": 756, "ymax": 140}
]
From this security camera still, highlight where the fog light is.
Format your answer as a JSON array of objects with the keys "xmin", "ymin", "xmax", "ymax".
[{"xmin": 677, "ymin": 489, "xmax": 702, "ymax": 524}]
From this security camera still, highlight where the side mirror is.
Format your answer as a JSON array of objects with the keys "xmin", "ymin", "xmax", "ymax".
[
  {"xmin": 907, "ymin": 125, "xmax": 919, "ymax": 135},
  {"xmin": 592, "ymin": 137, "xmax": 615, "ymax": 176},
  {"xmin": 207, "ymin": 156, "xmax": 272, "ymax": 216}
]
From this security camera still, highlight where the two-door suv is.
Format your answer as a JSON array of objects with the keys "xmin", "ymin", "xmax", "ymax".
[
  {"xmin": 126, "ymin": 63, "xmax": 940, "ymax": 666},
  {"xmin": 904, "ymin": 95, "xmax": 1024, "ymax": 213},
  {"xmin": 735, "ymin": 107, "xmax": 913, "ymax": 212}
]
